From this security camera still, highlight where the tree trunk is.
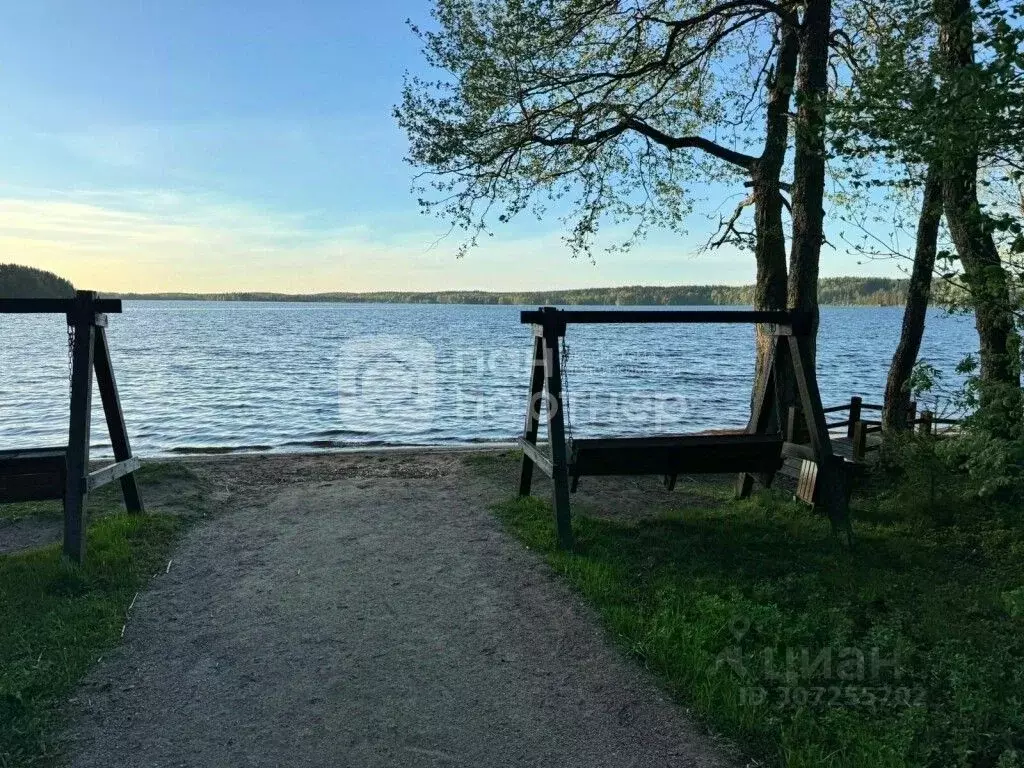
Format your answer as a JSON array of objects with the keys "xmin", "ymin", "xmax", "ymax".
[
  {"xmin": 778, "ymin": 0, "xmax": 831, "ymax": 441},
  {"xmin": 883, "ymin": 165, "xmax": 943, "ymax": 431},
  {"xmin": 936, "ymin": 0, "xmax": 1021, "ymax": 402},
  {"xmin": 788, "ymin": 0, "xmax": 831, "ymax": 347},
  {"xmin": 750, "ymin": 21, "xmax": 799, "ymax": 427}
]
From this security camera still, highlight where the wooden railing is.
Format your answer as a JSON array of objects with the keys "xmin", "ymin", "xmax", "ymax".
[{"xmin": 793, "ymin": 396, "xmax": 961, "ymax": 463}]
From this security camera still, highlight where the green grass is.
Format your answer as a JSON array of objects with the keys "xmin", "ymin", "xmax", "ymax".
[
  {"xmin": 493, "ymin": 483, "xmax": 1024, "ymax": 767},
  {"xmin": 0, "ymin": 462, "xmax": 200, "ymax": 768}
]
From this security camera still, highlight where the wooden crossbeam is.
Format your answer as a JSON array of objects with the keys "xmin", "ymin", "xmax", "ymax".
[
  {"xmin": 518, "ymin": 438, "xmax": 553, "ymax": 477},
  {"xmin": 85, "ymin": 456, "xmax": 142, "ymax": 492},
  {"xmin": 520, "ymin": 308, "xmax": 792, "ymax": 325},
  {"xmin": 0, "ymin": 297, "xmax": 122, "ymax": 314}
]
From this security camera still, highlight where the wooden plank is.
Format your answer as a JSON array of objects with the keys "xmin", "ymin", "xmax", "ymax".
[
  {"xmin": 86, "ymin": 456, "xmax": 141, "ymax": 492},
  {"xmin": 518, "ymin": 334, "xmax": 546, "ymax": 496},
  {"xmin": 821, "ymin": 403, "xmax": 852, "ymax": 414},
  {"xmin": 787, "ymin": 333, "xmax": 852, "ymax": 541},
  {"xmin": 796, "ymin": 459, "xmax": 818, "ymax": 504},
  {"xmin": 540, "ymin": 326, "xmax": 573, "ymax": 550},
  {"xmin": 64, "ymin": 292, "xmax": 96, "ymax": 564},
  {"xmin": 520, "ymin": 308, "xmax": 791, "ymax": 326},
  {"xmin": 781, "ymin": 441, "xmax": 816, "ymax": 461},
  {"xmin": 0, "ymin": 447, "xmax": 67, "ymax": 462},
  {"xmin": 0, "ymin": 472, "xmax": 65, "ymax": 502},
  {"xmin": 518, "ymin": 438, "xmax": 554, "ymax": 478},
  {"xmin": 576, "ymin": 432, "xmax": 781, "ymax": 450},
  {"xmin": 93, "ymin": 326, "xmax": 144, "ymax": 512},
  {"xmin": 572, "ymin": 434, "xmax": 784, "ymax": 477},
  {"xmin": 0, "ymin": 449, "xmax": 67, "ymax": 502},
  {"xmin": 787, "ymin": 335, "xmax": 833, "ymax": 463},
  {"xmin": 0, "ymin": 296, "xmax": 122, "ymax": 314}
]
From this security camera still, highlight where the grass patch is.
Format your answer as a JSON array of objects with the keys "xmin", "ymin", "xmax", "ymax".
[
  {"xmin": 494, "ymin": 488, "xmax": 1024, "ymax": 767},
  {"xmin": 0, "ymin": 462, "xmax": 201, "ymax": 767}
]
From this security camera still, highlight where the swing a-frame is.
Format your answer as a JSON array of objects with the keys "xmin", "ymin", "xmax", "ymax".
[
  {"xmin": 517, "ymin": 307, "xmax": 853, "ymax": 549},
  {"xmin": 0, "ymin": 291, "xmax": 144, "ymax": 563}
]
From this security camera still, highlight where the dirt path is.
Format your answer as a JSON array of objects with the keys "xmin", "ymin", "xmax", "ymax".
[{"xmin": 62, "ymin": 450, "xmax": 737, "ymax": 768}]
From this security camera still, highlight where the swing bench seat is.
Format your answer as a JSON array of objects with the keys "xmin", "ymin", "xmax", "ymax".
[
  {"xmin": 0, "ymin": 447, "xmax": 68, "ymax": 503},
  {"xmin": 568, "ymin": 433, "xmax": 785, "ymax": 480}
]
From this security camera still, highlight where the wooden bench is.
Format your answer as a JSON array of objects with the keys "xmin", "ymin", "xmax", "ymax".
[
  {"xmin": 567, "ymin": 433, "xmax": 784, "ymax": 490},
  {"xmin": 0, "ymin": 447, "xmax": 68, "ymax": 503}
]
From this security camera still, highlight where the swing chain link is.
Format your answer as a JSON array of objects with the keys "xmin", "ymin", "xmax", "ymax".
[
  {"xmin": 560, "ymin": 335, "xmax": 573, "ymax": 445},
  {"xmin": 66, "ymin": 322, "xmax": 76, "ymax": 400}
]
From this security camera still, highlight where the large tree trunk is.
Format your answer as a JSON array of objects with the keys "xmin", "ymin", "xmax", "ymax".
[
  {"xmin": 788, "ymin": 0, "xmax": 832, "ymax": 349},
  {"xmin": 751, "ymin": 21, "xmax": 799, "ymax": 415},
  {"xmin": 883, "ymin": 165, "xmax": 943, "ymax": 431},
  {"xmin": 936, "ymin": 0, "xmax": 1021, "ymax": 402}
]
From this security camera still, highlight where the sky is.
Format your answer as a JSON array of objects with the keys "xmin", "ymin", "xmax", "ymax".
[{"xmin": 0, "ymin": 0, "xmax": 895, "ymax": 293}]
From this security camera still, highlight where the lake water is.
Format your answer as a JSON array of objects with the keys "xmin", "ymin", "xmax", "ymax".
[{"xmin": 0, "ymin": 301, "xmax": 976, "ymax": 457}]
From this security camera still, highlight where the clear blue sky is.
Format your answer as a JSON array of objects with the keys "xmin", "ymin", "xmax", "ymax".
[{"xmin": 0, "ymin": 0, "xmax": 892, "ymax": 293}]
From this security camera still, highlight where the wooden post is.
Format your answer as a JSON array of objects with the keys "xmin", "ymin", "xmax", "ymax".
[
  {"xmin": 847, "ymin": 396, "xmax": 862, "ymax": 439},
  {"xmin": 64, "ymin": 291, "xmax": 96, "ymax": 563},
  {"xmin": 785, "ymin": 405, "xmax": 799, "ymax": 443},
  {"xmin": 918, "ymin": 410, "xmax": 933, "ymax": 435},
  {"xmin": 736, "ymin": 334, "xmax": 779, "ymax": 498},
  {"xmin": 518, "ymin": 334, "xmax": 545, "ymax": 497},
  {"xmin": 852, "ymin": 420, "xmax": 867, "ymax": 463},
  {"xmin": 540, "ymin": 315, "xmax": 573, "ymax": 550},
  {"xmin": 907, "ymin": 400, "xmax": 917, "ymax": 429},
  {"xmin": 93, "ymin": 326, "xmax": 144, "ymax": 513}
]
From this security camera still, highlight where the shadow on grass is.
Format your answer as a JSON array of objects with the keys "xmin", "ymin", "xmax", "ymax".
[{"xmin": 492, "ymin": 487, "xmax": 1024, "ymax": 768}]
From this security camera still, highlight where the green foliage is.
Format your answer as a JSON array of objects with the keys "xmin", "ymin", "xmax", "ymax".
[
  {"xmin": 0, "ymin": 264, "xmax": 73, "ymax": 299},
  {"xmin": 395, "ymin": 0, "xmax": 799, "ymax": 257},
  {"xmin": 833, "ymin": 0, "xmax": 1024, "ymax": 174},
  {"xmin": 1003, "ymin": 586, "xmax": 1024, "ymax": 619},
  {"xmin": 492, "ymin": 480, "xmax": 1024, "ymax": 767}
]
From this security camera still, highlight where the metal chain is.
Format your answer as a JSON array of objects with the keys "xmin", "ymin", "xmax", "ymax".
[
  {"xmin": 66, "ymin": 323, "xmax": 75, "ymax": 400},
  {"xmin": 560, "ymin": 335, "xmax": 573, "ymax": 444}
]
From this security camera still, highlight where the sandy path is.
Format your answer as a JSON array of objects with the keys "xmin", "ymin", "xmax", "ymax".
[{"xmin": 63, "ymin": 451, "xmax": 737, "ymax": 768}]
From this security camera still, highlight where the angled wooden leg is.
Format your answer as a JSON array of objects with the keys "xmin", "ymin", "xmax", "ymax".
[
  {"xmin": 541, "ymin": 326, "xmax": 573, "ymax": 550},
  {"xmin": 736, "ymin": 334, "xmax": 779, "ymax": 498},
  {"xmin": 94, "ymin": 326, "xmax": 144, "ymax": 513},
  {"xmin": 518, "ymin": 333, "xmax": 545, "ymax": 497},
  {"xmin": 64, "ymin": 297, "xmax": 96, "ymax": 563},
  {"xmin": 788, "ymin": 334, "xmax": 853, "ymax": 542}
]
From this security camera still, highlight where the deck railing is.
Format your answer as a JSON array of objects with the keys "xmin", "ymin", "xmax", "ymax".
[{"xmin": 813, "ymin": 396, "xmax": 961, "ymax": 462}]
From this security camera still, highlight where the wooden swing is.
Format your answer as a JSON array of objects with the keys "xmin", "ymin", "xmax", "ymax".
[
  {"xmin": 517, "ymin": 307, "xmax": 853, "ymax": 549},
  {"xmin": 0, "ymin": 291, "xmax": 144, "ymax": 563}
]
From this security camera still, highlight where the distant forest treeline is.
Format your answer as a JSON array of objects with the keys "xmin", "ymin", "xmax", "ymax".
[
  {"xmin": 0, "ymin": 264, "xmax": 74, "ymax": 298},
  {"xmin": 0, "ymin": 265, "xmax": 961, "ymax": 306},
  {"xmin": 122, "ymin": 277, "xmax": 929, "ymax": 306}
]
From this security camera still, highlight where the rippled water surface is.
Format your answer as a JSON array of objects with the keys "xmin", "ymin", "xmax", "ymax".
[{"xmin": 0, "ymin": 301, "xmax": 976, "ymax": 456}]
